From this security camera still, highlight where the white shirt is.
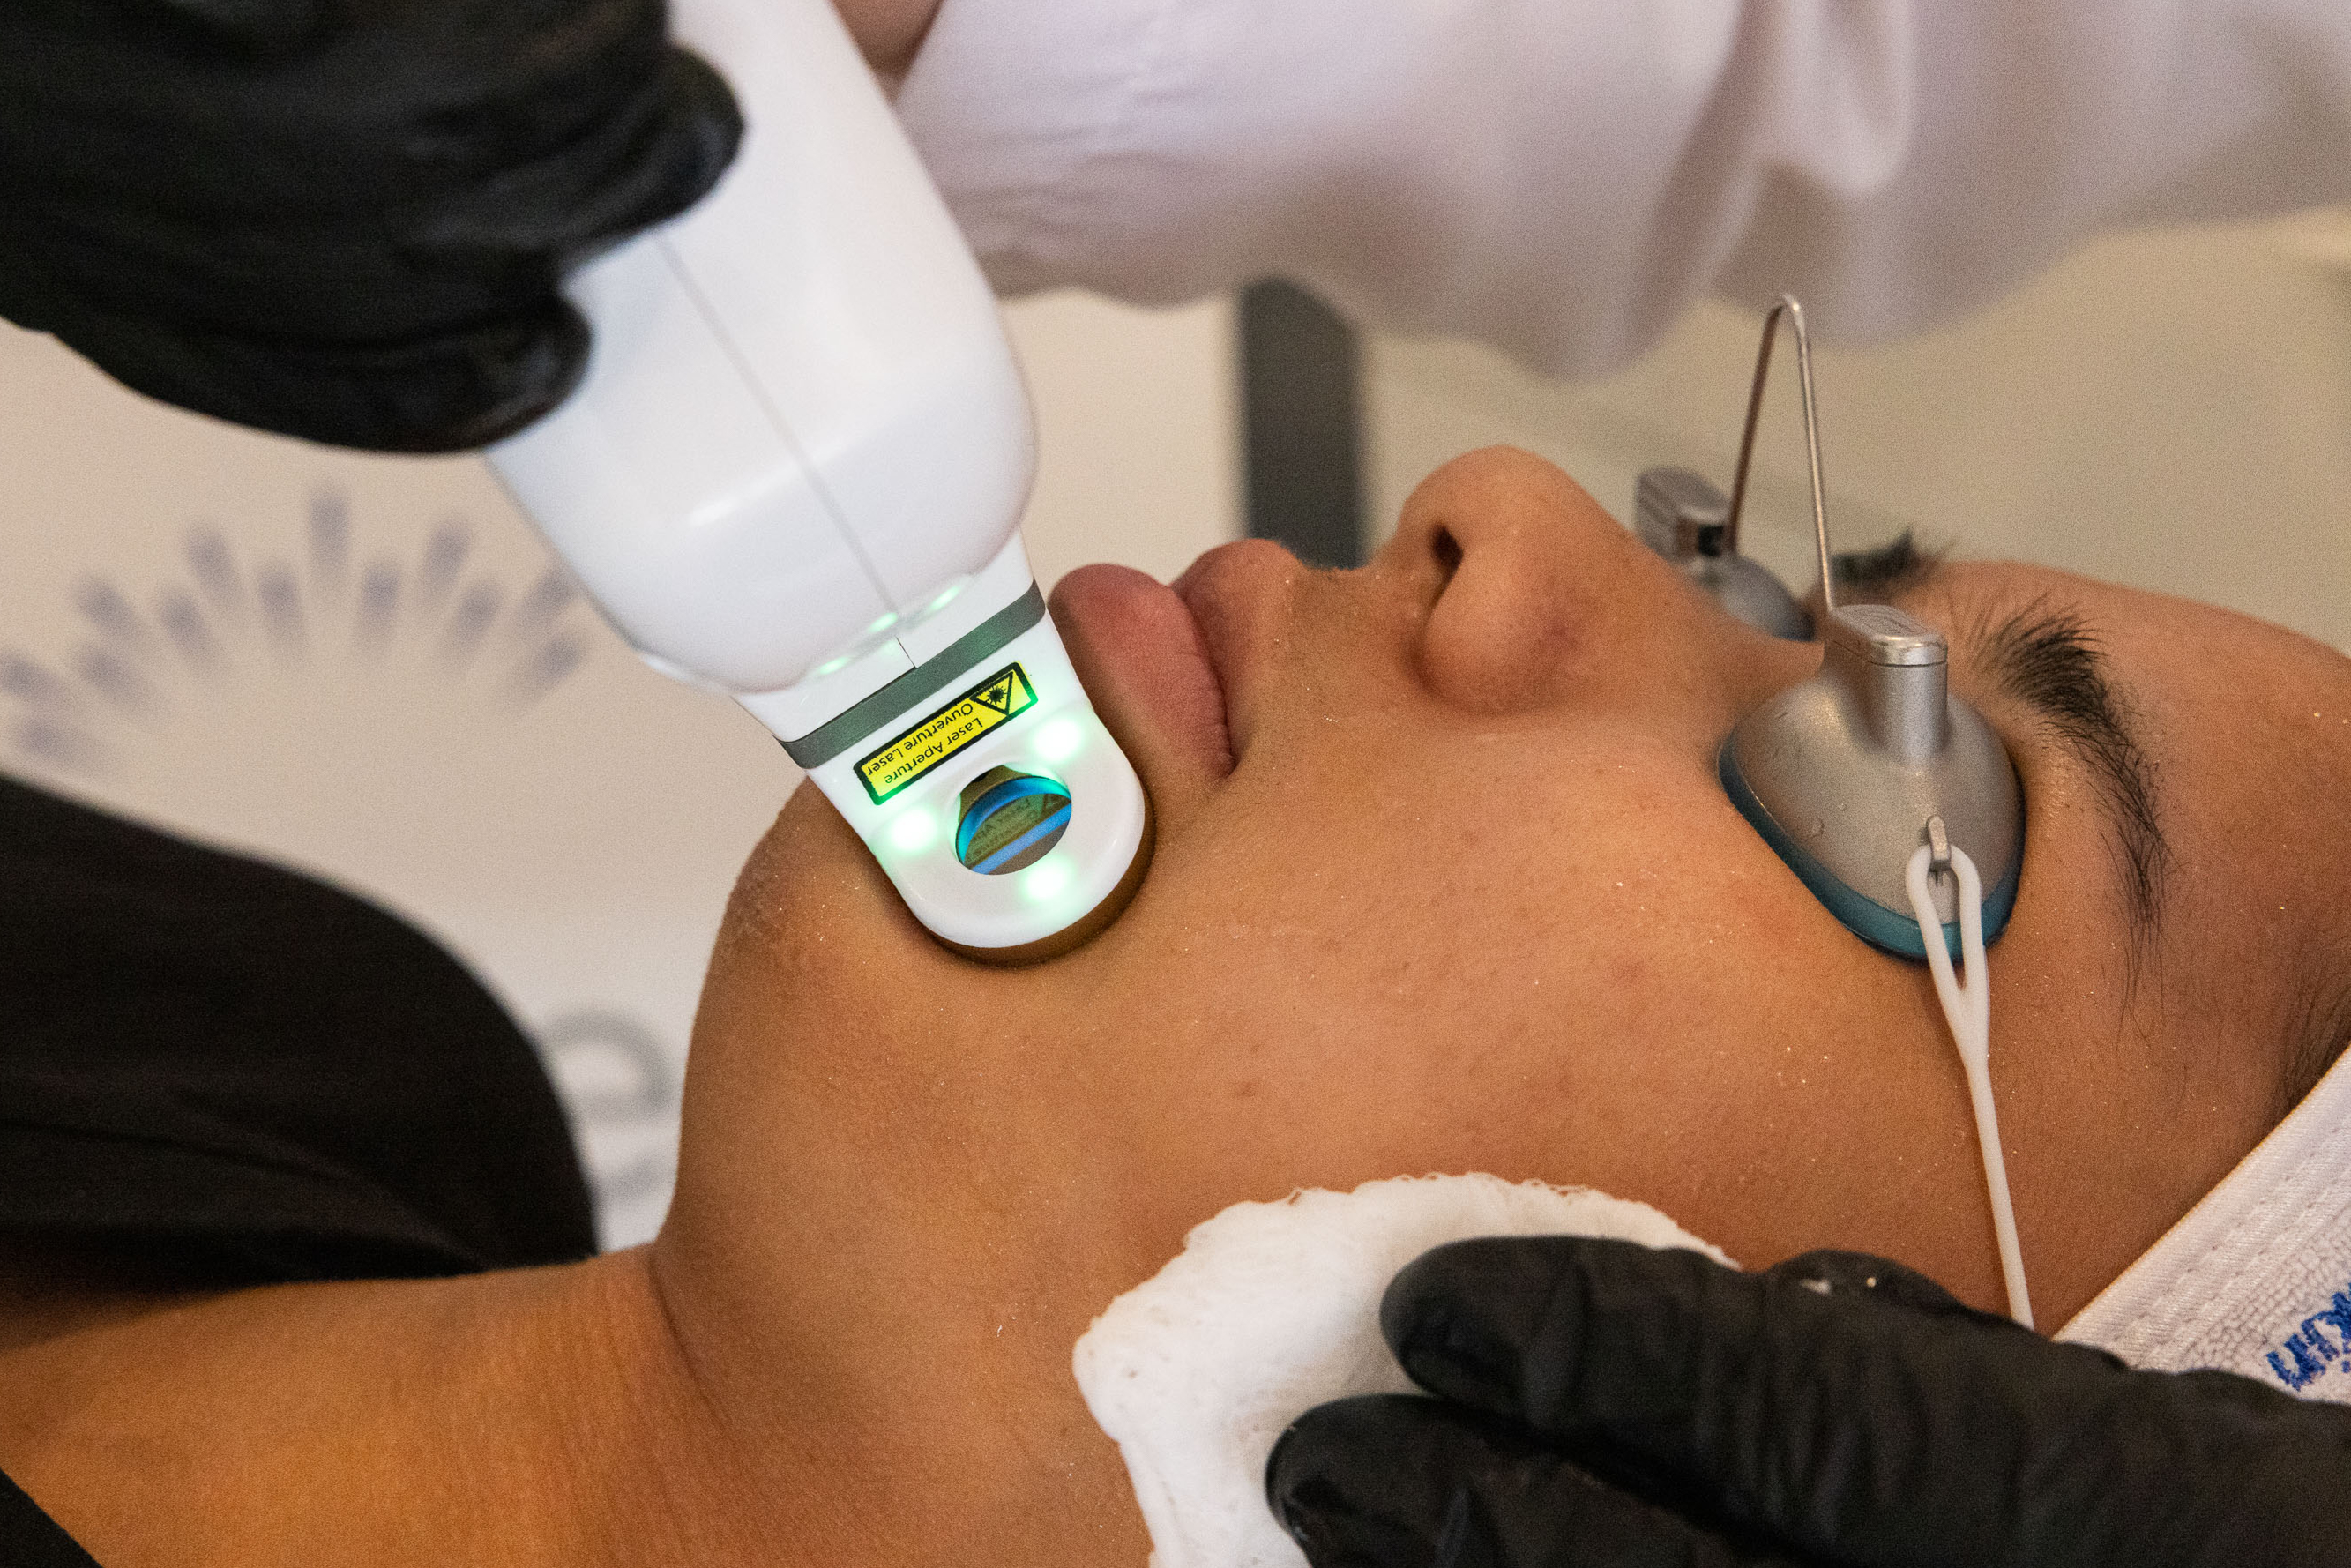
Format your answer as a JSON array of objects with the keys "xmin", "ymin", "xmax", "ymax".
[{"xmin": 895, "ymin": 1, "xmax": 2351, "ymax": 375}]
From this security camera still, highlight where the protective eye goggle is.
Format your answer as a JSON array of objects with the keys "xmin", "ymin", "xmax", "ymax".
[
  {"xmin": 1638, "ymin": 296, "xmax": 2023, "ymax": 962},
  {"xmin": 1642, "ymin": 298, "xmax": 2033, "ymax": 1325}
]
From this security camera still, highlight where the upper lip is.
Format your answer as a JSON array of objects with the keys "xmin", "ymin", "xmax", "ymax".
[{"xmin": 1172, "ymin": 540, "xmax": 1297, "ymax": 757}]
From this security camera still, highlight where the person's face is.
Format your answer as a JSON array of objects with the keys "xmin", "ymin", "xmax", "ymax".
[{"xmin": 675, "ymin": 448, "xmax": 2351, "ymax": 1393}]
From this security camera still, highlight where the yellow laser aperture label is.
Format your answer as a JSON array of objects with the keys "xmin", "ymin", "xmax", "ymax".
[{"xmin": 855, "ymin": 663, "xmax": 1038, "ymax": 804}]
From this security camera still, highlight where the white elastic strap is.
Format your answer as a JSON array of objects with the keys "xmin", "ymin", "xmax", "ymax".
[{"xmin": 1905, "ymin": 843, "xmax": 2034, "ymax": 1329}]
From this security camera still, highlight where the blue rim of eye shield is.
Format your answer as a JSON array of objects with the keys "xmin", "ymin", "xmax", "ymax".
[{"xmin": 1718, "ymin": 741, "xmax": 2020, "ymax": 962}]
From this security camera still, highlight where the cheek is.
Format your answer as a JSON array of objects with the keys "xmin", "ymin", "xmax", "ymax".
[
  {"xmin": 1101, "ymin": 729, "xmax": 1884, "ymax": 1127},
  {"xmin": 1083, "ymin": 767, "xmax": 1982, "ymax": 1287}
]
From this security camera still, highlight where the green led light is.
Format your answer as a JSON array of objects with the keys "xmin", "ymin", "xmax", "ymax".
[
  {"xmin": 866, "ymin": 610, "xmax": 899, "ymax": 635},
  {"xmin": 1033, "ymin": 716, "xmax": 1084, "ymax": 764},
  {"xmin": 1022, "ymin": 858, "xmax": 1073, "ymax": 903},
  {"xmin": 812, "ymin": 653, "xmax": 853, "ymax": 677},
  {"xmin": 926, "ymin": 583, "xmax": 963, "ymax": 614},
  {"xmin": 886, "ymin": 808, "xmax": 938, "ymax": 855}
]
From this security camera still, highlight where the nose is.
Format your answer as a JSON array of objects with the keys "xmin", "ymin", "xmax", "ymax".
[{"xmin": 1375, "ymin": 446, "xmax": 1809, "ymax": 717}]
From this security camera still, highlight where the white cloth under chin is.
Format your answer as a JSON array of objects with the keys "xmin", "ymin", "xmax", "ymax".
[
  {"xmin": 2061, "ymin": 1046, "xmax": 2351, "ymax": 1402},
  {"xmin": 894, "ymin": 0, "xmax": 2351, "ymax": 378},
  {"xmin": 1074, "ymin": 1176, "xmax": 1731, "ymax": 1568}
]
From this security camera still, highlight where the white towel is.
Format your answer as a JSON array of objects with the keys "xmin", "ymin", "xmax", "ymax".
[
  {"xmin": 2062, "ymin": 1046, "xmax": 2351, "ymax": 1401},
  {"xmin": 1072, "ymin": 1173, "xmax": 1730, "ymax": 1568}
]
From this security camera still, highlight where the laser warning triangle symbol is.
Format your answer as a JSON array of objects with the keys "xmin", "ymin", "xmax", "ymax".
[{"xmin": 975, "ymin": 676, "xmax": 1017, "ymax": 713}]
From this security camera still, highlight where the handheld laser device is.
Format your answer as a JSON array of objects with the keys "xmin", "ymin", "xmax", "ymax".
[{"xmin": 485, "ymin": 0, "xmax": 1151, "ymax": 962}]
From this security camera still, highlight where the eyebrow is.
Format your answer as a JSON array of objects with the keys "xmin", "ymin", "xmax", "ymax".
[
  {"xmin": 1833, "ymin": 541, "xmax": 2173, "ymax": 976},
  {"xmin": 1972, "ymin": 600, "xmax": 2174, "ymax": 977}
]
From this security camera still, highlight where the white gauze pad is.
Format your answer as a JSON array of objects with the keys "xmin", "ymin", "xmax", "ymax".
[{"xmin": 1072, "ymin": 1173, "xmax": 1732, "ymax": 1568}]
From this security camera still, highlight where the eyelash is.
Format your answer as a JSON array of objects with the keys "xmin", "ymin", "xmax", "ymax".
[{"xmin": 1831, "ymin": 531, "xmax": 1942, "ymax": 597}]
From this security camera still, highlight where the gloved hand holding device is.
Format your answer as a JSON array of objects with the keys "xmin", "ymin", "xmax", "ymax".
[
  {"xmin": 1268, "ymin": 1236, "xmax": 2351, "ymax": 1567},
  {"xmin": 1, "ymin": 0, "xmax": 1153, "ymax": 960},
  {"xmin": 0, "ymin": 0, "xmax": 743, "ymax": 452}
]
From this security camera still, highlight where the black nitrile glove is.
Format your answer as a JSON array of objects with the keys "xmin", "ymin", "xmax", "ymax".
[
  {"xmin": 1267, "ymin": 1236, "xmax": 2351, "ymax": 1567},
  {"xmin": 0, "ymin": 0, "xmax": 742, "ymax": 452}
]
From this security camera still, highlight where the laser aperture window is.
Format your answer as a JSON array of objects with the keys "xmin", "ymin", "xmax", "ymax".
[{"xmin": 957, "ymin": 765, "xmax": 1071, "ymax": 875}]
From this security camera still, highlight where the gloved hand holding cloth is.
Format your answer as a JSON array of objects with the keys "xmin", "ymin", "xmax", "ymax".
[{"xmin": 1269, "ymin": 1236, "xmax": 2351, "ymax": 1567}]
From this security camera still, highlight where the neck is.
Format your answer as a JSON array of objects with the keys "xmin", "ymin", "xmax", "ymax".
[
  {"xmin": 639, "ymin": 1192, "xmax": 1155, "ymax": 1568},
  {"xmin": 0, "ymin": 1234, "xmax": 1149, "ymax": 1568}
]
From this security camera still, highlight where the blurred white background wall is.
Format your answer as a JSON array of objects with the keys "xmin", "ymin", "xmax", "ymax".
[{"xmin": 7, "ymin": 207, "xmax": 2347, "ymax": 1247}]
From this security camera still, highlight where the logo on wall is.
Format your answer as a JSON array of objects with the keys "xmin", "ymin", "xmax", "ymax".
[{"xmin": 2, "ymin": 491, "xmax": 590, "ymax": 779}]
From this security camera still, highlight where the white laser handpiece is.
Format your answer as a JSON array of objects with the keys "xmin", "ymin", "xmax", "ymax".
[{"xmin": 485, "ymin": 0, "xmax": 1151, "ymax": 961}]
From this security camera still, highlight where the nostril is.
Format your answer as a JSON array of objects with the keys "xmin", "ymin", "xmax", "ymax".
[{"xmin": 1430, "ymin": 526, "xmax": 1463, "ymax": 580}]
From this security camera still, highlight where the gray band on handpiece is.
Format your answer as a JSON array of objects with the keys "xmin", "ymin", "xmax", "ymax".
[{"xmin": 780, "ymin": 585, "xmax": 1049, "ymax": 769}]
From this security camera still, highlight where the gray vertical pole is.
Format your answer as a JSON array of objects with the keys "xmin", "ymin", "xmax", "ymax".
[{"xmin": 1238, "ymin": 280, "xmax": 1366, "ymax": 568}]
